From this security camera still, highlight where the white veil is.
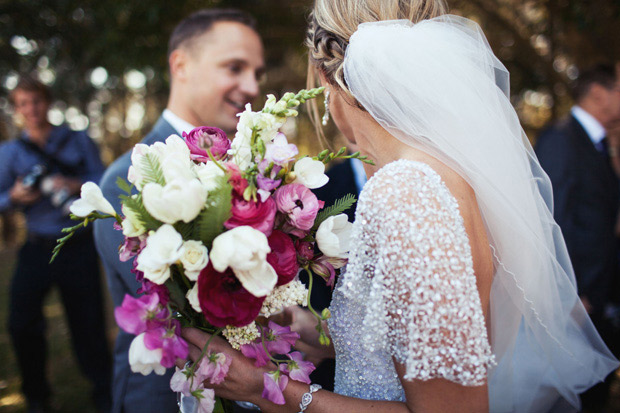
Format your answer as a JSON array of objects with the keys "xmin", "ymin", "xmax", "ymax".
[{"xmin": 343, "ymin": 16, "xmax": 618, "ymax": 412}]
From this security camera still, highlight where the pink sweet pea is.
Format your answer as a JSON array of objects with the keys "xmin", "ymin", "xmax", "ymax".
[
  {"xmin": 171, "ymin": 367, "xmax": 216, "ymax": 413},
  {"xmin": 264, "ymin": 133, "xmax": 298, "ymax": 166},
  {"xmin": 281, "ymin": 352, "xmax": 315, "ymax": 384},
  {"xmin": 267, "ymin": 230, "xmax": 299, "ymax": 286},
  {"xmin": 196, "ymin": 352, "xmax": 232, "ymax": 385},
  {"xmin": 241, "ymin": 322, "xmax": 300, "ymax": 367},
  {"xmin": 137, "ymin": 281, "xmax": 170, "ymax": 305},
  {"xmin": 119, "ymin": 236, "xmax": 146, "ymax": 262},
  {"xmin": 114, "ymin": 294, "xmax": 169, "ymax": 335},
  {"xmin": 143, "ymin": 320, "xmax": 189, "ymax": 368},
  {"xmin": 263, "ymin": 370, "xmax": 288, "ymax": 405},
  {"xmin": 274, "ymin": 184, "xmax": 323, "ymax": 231},
  {"xmin": 224, "ymin": 195, "xmax": 277, "ymax": 236},
  {"xmin": 183, "ymin": 126, "xmax": 230, "ymax": 162},
  {"xmin": 240, "ymin": 341, "xmax": 272, "ymax": 367}
]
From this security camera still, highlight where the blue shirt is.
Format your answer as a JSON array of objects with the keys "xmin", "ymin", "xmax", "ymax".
[{"xmin": 0, "ymin": 125, "xmax": 105, "ymax": 237}]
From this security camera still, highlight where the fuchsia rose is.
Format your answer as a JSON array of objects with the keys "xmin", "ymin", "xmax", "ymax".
[
  {"xmin": 226, "ymin": 163, "xmax": 249, "ymax": 196},
  {"xmin": 197, "ymin": 262, "xmax": 265, "ymax": 327},
  {"xmin": 143, "ymin": 319, "xmax": 188, "ymax": 368},
  {"xmin": 114, "ymin": 294, "xmax": 169, "ymax": 335},
  {"xmin": 224, "ymin": 195, "xmax": 277, "ymax": 236},
  {"xmin": 274, "ymin": 184, "xmax": 323, "ymax": 231},
  {"xmin": 267, "ymin": 230, "xmax": 299, "ymax": 286},
  {"xmin": 183, "ymin": 126, "xmax": 230, "ymax": 162}
]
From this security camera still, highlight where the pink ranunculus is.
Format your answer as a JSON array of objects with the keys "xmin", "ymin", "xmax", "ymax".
[
  {"xmin": 262, "ymin": 370, "xmax": 288, "ymax": 405},
  {"xmin": 114, "ymin": 293, "xmax": 169, "ymax": 335},
  {"xmin": 196, "ymin": 352, "xmax": 232, "ymax": 385},
  {"xmin": 310, "ymin": 256, "xmax": 336, "ymax": 287},
  {"xmin": 264, "ymin": 133, "xmax": 298, "ymax": 166},
  {"xmin": 143, "ymin": 319, "xmax": 189, "ymax": 368},
  {"xmin": 183, "ymin": 126, "xmax": 230, "ymax": 162},
  {"xmin": 119, "ymin": 236, "xmax": 146, "ymax": 262},
  {"xmin": 274, "ymin": 184, "xmax": 323, "ymax": 231},
  {"xmin": 197, "ymin": 262, "xmax": 266, "ymax": 327},
  {"xmin": 267, "ymin": 230, "xmax": 299, "ymax": 286},
  {"xmin": 226, "ymin": 163, "xmax": 249, "ymax": 196},
  {"xmin": 225, "ymin": 195, "xmax": 277, "ymax": 236},
  {"xmin": 280, "ymin": 351, "xmax": 315, "ymax": 384}
]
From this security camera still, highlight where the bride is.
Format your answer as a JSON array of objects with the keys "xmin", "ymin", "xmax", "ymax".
[{"xmin": 180, "ymin": 0, "xmax": 618, "ymax": 411}]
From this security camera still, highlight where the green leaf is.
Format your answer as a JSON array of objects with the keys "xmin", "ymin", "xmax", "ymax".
[
  {"xmin": 116, "ymin": 176, "xmax": 133, "ymax": 195},
  {"xmin": 174, "ymin": 221, "xmax": 194, "ymax": 239},
  {"xmin": 140, "ymin": 153, "xmax": 165, "ymax": 186},
  {"xmin": 192, "ymin": 176, "xmax": 233, "ymax": 248},
  {"xmin": 313, "ymin": 193, "xmax": 356, "ymax": 230},
  {"xmin": 120, "ymin": 193, "xmax": 162, "ymax": 231}
]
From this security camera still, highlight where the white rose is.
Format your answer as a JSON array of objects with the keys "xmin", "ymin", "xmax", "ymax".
[
  {"xmin": 128, "ymin": 333, "xmax": 166, "ymax": 376},
  {"xmin": 186, "ymin": 284, "xmax": 202, "ymax": 313},
  {"xmin": 194, "ymin": 162, "xmax": 226, "ymax": 192},
  {"xmin": 69, "ymin": 182, "xmax": 117, "ymax": 217},
  {"xmin": 292, "ymin": 157, "xmax": 329, "ymax": 189},
  {"xmin": 136, "ymin": 224, "xmax": 183, "ymax": 284},
  {"xmin": 142, "ymin": 179, "xmax": 207, "ymax": 224},
  {"xmin": 180, "ymin": 240, "xmax": 209, "ymax": 281},
  {"xmin": 316, "ymin": 214, "xmax": 353, "ymax": 259},
  {"xmin": 210, "ymin": 226, "xmax": 277, "ymax": 297},
  {"xmin": 121, "ymin": 203, "xmax": 146, "ymax": 237}
]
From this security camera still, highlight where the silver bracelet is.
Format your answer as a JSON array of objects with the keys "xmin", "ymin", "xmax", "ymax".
[{"xmin": 298, "ymin": 383, "xmax": 322, "ymax": 412}]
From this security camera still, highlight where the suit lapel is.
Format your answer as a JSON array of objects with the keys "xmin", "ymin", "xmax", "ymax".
[{"xmin": 143, "ymin": 116, "xmax": 178, "ymax": 145}]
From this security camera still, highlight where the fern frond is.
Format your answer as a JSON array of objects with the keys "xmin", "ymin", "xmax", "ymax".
[
  {"xmin": 116, "ymin": 176, "xmax": 133, "ymax": 195},
  {"xmin": 120, "ymin": 194, "xmax": 162, "ymax": 231},
  {"xmin": 140, "ymin": 153, "xmax": 165, "ymax": 186},
  {"xmin": 313, "ymin": 193, "xmax": 356, "ymax": 230}
]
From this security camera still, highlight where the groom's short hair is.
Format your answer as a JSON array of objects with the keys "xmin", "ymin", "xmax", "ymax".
[{"xmin": 167, "ymin": 8, "xmax": 257, "ymax": 59}]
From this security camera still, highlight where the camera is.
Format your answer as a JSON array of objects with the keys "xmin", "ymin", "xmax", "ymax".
[
  {"xmin": 22, "ymin": 164, "xmax": 78, "ymax": 215},
  {"xmin": 22, "ymin": 164, "xmax": 48, "ymax": 189}
]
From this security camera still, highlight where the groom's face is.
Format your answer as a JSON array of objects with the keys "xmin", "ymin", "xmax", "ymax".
[{"xmin": 183, "ymin": 22, "xmax": 265, "ymax": 135}]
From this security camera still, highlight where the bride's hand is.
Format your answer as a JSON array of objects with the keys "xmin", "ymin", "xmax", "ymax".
[
  {"xmin": 178, "ymin": 327, "xmax": 270, "ymax": 404},
  {"xmin": 282, "ymin": 306, "xmax": 335, "ymax": 362}
]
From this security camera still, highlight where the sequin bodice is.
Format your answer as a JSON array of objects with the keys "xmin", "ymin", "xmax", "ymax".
[{"xmin": 329, "ymin": 160, "xmax": 494, "ymax": 401}]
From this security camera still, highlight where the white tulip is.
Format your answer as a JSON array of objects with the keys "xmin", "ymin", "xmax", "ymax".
[
  {"xmin": 136, "ymin": 224, "xmax": 183, "ymax": 284},
  {"xmin": 316, "ymin": 214, "xmax": 353, "ymax": 259},
  {"xmin": 69, "ymin": 182, "xmax": 117, "ymax": 217},
  {"xmin": 129, "ymin": 333, "xmax": 166, "ymax": 376},
  {"xmin": 142, "ymin": 179, "xmax": 207, "ymax": 224},
  {"xmin": 128, "ymin": 144, "xmax": 151, "ymax": 190},
  {"xmin": 194, "ymin": 162, "xmax": 226, "ymax": 192},
  {"xmin": 161, "ymin": 153, "xmax": 196, "ymax": 184},
  {"xmin": 186, "ymin": 284, "xmax": 202, "ymax": 313},
  {"xmin": 121, "ymin": 203, "xmax": 146, "ymax": 237},
  {"xmin": 180, "ymin": 240, "xmax": 209, "ymax": 281},
  {"xmin": 292, "ymin": 157, "xmax": 329, "ymax": 189},
  {"xmin": 210, "ymin": 226, "xmax": 277, "ymax": 297}
]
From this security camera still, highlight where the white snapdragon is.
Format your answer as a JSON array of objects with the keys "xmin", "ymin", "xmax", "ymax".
[
  {"xmin": 292, "ymin": 157, "xmax": 329, "ymax": 189},
  {"xmin": 236, "ymin": 103, "xmax": 282, "ymax": 144},
  {"xmin": 194, "ymin": 161, "xmax": 226, "ymax": 192},
  {"xmin": 128, "ymin": 333, "xmax": 166, "ymax": 376},
  {"xmin": 260, "ymin": 279, "xmax": 308, "ymax": 318},
  {"xmin": 142, "ymin": 179, "xmax": 207, "ymax": 224},
  {"xmin": 316, "ymin": 214, "xmax": 353, "ymax": 259},
  {"xmin": 136, "ymin": 224, "xmax": 183, "ymax": 284},
  {"xmin": 180, "ymin": 240, "xmax": 209, "ymax": 281},
  {"xmin": 186, "ymin": 284, "xmax": 202, "ymax": 313},
  {"xmin": 69, "ymin": 182, "xmax": 117, "ymax": 217},
  {"xmin": 210, "ymin": 226, "xmax": 277, "ymax": 297}
]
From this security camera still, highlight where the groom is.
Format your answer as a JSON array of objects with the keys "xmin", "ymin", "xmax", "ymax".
[{"xmin": 93, "ymin": 9, "xmax": 264, "ymax": 413}]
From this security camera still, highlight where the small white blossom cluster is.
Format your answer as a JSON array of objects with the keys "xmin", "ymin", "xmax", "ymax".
[
  {"xmin": 260, "ymin": 279, "xmax": 308, "ymax": 318},
  {"xmin": 222, "ymin": 322, "xmax": 260, "ymax": 350}
]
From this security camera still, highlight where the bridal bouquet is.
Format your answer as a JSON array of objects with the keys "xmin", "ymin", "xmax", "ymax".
[{"xmin": 52, "ymin": 88, "xmax": 370, "ymax": 412}]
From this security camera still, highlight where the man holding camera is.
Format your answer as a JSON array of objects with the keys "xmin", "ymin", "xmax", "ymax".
[{"xmin": 0, "ymin": 76, "xmax": 111, "ymax": 413}]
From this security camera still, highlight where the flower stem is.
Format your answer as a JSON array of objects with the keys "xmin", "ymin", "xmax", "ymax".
[{"xmin": 206, "ymin": 148, "xmax": 227, "ymax": 173}]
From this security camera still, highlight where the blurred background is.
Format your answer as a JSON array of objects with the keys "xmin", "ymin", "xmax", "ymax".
[{"xmin": 0, "ymin": 0, "xmax": 619, "ymax": 411}]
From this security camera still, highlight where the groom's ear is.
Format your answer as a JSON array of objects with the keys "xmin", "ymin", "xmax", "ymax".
[{"xmin": 169, "ymin": 49, "xmax": 189, "ymax": 81}]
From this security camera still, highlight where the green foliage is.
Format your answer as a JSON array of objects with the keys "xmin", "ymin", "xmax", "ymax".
[
  {"xmin": 120, "ymin": 194, "xmax": 162, "ymax": 231},
  {"xmin": 140, "ymin": 153, "xmax": 166, "ymax": 186},
  {"xmin": 313, "ymin": 193, "xmax": 356, "ymax": 230},
  {"xmin": 192, "ymin": 176, "xmax": 232, "ymax": 248},
  {"xmin": 116, "ymin": 176, "xmax": 133, "ymax": 195}
]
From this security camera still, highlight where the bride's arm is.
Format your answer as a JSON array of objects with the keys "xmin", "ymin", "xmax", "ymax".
[{"xmin": 181, "ymin": 328, "xmax": 487, "ymax": 413}]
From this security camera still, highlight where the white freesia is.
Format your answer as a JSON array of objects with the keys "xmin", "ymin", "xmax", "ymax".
[
  {"xmin": 236, "ymin": 103, "xmax": 282, "ymax": 144},
  {"xmin": 210, "ymin": 226, "xmax": 277, "ymax": 297},
  {"xmin": 142, "ymin": 179, "xmax": 207, "ymax": 224},
  {"xmin": 136, "ymin": 224, "xmax": 183, "ymax": 284},
  {"xmin": 292, "ymin": 157, "xmax": 329, "ymax": 189},
  {"xmin": 186, "ymin": 284, "xmax": 202, "ymax": 313},
  {"xmin": 121, "ymin": 203, "xmax": 146, "ymax": 237},
  {"xmin": 128, "ymin": 333, "xmax": 166, "ymax": 376},
  {"xmin": 316, "ymin": 214, "xmax": 353, "ymax": 259},
  {"xmin": 69, "ymin": 182, "xmax": 117, "ymax": 217},
  {"xmin": 194, "ymin": 161, "xmax": 226, "ymax": 192},
  {"xmin": 228, "ymin": 140, "xmax": 253, "ymax": 170},
  {"xmin": 180, "ymin": 240, "xmax": 209, "ymax": 281}
]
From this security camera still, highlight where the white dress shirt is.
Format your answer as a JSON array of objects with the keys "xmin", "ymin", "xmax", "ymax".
[
  {"xmin": 571, "ymin": 105, "xmax": 606, "ymax": 146},
  {"xmin": 162, "ymin": 109, "xmax": 197, "ymax": 136}
]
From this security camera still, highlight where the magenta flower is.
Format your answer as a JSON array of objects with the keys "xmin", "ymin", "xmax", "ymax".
[
  {"xmin": 114, "ymin": 294, "xmax": 168, "ymax": 335},
  {"xmin": 225, "ymin": 195, "xmax": 277, "ymax": 236},
  {"xmin": 262, "ymin": 370, "xmax": 288, "ymax": 405},
  {"xmin": 310, "ymin": 256, "xmax": 336, "ymax": 287},
  {"xmin": 265, "ymin": 322, "xmax": 299, "ymax": 354},
  {"xmin": 240, "ymin": 341, "xmax": 272, "ymax": 367},
  {"xmin": 226, "ymin": 163, "xmax": 249, "ymax": 196},
  {"xmin": 295, "ymin": 240, "xmax": 314, "ymax": 262},
  {"xmin": 281, "ymin": 352, "xmax": 315, "ymax": 384},
  {"xmin": 264, "ymin": 133, "xmax": 298, "ymax": 166},
  {"xmin": 143, "ymin": 320, "xmax": 189, "ymax": 368},
  {"xmin": 267, "ymin": 230, "xmax": 299, "ymax": 286},
  {"xmin": 196, "ymin": 352, "xmax": 232, "ymax": 385},
  {"xmin": 274, "ymin": 184, "xmax": 323, "ymax": 231},
  {"xmin": 137, "ymin": 281, "xmax": 170, "ymax": 305},
  {"xmin": 119, "ymin": 236, "xmax": 146, "ymax": 262},
  {"xmin": 183, "ymin": 126, "xmax": 230, "ymax": 162}
]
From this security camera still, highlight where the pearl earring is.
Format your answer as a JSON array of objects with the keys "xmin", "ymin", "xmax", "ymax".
[{"xmin": 322, "ymin": 90, "xmax": 330, "ymax": 126}]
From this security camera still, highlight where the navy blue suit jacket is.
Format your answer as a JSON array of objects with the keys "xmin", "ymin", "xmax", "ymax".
[
  {"xmin": 535, "ymin": 115, "xmax": 619, "ymax": 314},
  {"xmin": 94, "ymin": 116, "xmax": 178, "ymax": 413}
]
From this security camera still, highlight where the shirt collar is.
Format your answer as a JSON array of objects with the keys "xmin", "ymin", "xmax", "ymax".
[
  {"xmin": 162, "ymin": 109, "xmax": 197, "ymax": 136},
  {"xmin": 571, "ymin": 106, "xmax": 606, "ymax": 144}
]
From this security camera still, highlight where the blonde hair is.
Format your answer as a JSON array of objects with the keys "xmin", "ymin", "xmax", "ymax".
[{"xmin": 305, "ymin": 0, "xmax": 448, "ymax": 134}]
